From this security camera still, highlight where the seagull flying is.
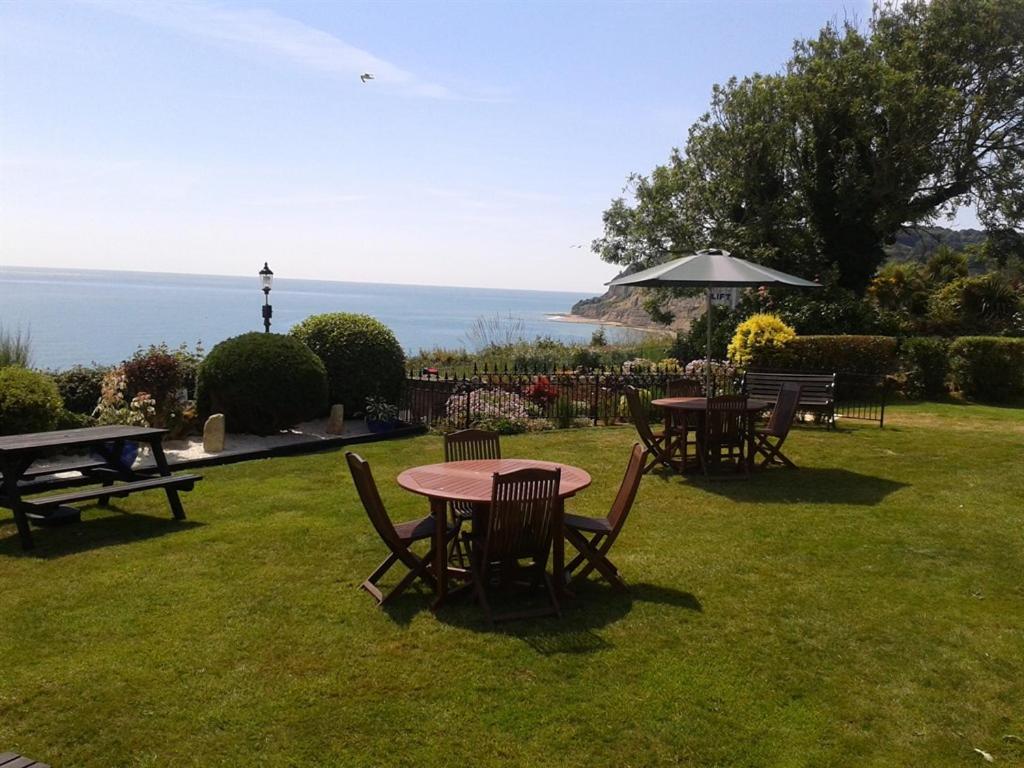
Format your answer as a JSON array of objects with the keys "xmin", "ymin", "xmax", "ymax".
[{"xmin": 360, "ymin": 73, "xmax": 375, "ymax": 83}]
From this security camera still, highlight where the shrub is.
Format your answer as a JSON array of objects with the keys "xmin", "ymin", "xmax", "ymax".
[
  {"xmin": 727, "ymin": 313, "xmax": 796, "ymax": 367},
  {"xmin": 93, "ymin": 368, "xmax": 157, "ymax": 428},
  {"xmin": 928, "ymin": 275, "xmax": 1024, "ymax": 335},
  {"xmin": 749, "ymin": 335, "xmax": 899, "ymax": 375},
  {"xmin": 899, "ymin": 337, "xmax": 950, "ymax": 400},
  {"xmin": 0, "ymin": 366, "xmax": 63, "ymax": 435},
  {"xmin": 0, "ymin": 326, "xmax": 32, "ymax": 368},
  {"xmin": 56, "ymin": 409, "xmax": 96, "ymax": 430},
  {"xmin": 49, "ymin": 364, "xmax": 109, "ymax": 415},
  {"xmin": 197, "ymin": 333, "xmax": 328, "ymax": 435},
  {"xmin": 290, "ymin": 313, "xmax": 405, "ymax": 414},
  {"xmin": 948, "ymin": 337, "xmax": 1024, "ymax": 402}
]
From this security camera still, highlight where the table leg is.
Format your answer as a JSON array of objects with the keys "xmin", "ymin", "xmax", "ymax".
[
  {"xmin": 148, "ymin": 439, "xmax": 185, "ymax": 520},
  {"xmin": 553, "ymin": 497, "xmax": 572, "ymax": 600},
  {"xmin": 1, "ymin": 456, "xmax": 34, "ymax": 550},
  {"xmin": 430, "ymin": 497, "xmax": 448, "ymax": 610}
]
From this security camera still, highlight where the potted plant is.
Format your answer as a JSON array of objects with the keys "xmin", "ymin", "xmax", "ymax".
[{"xmin": 364, "ymin": 396, "xmax": 399, "ymax": 433}]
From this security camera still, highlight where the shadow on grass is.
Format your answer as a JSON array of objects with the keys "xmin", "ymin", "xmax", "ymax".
[
  {"xmin": 406, "ymin": 579, "xmax": 703, "ymax": 655},
  {"xmin": 693, "ymin": 467, "xmax": 908, "ymax": 505},
  {"xmin": 0, "ymin": 506, "xmax": 204, "ymax": 559}
]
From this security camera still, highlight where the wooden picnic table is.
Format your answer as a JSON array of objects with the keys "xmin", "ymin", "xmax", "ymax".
[
  {"xmin": 396, "ymin": 458, "xmax": 591, "ymax": 609},
  {"xmin": 0, "ymin": 425, "xmax": 201, "ymax": 550},
  {"xmin": 652, "ymin": 396, "xmax": 772, "ymax": 473}
]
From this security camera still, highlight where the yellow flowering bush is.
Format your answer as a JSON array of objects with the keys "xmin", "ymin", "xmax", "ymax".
[{"xmin": 727, "ymin": 313, "xmax": 796, "ymax": 367}]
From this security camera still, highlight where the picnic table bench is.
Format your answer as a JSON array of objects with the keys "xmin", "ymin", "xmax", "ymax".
[
  {"xmin": 0, "ymin": 753, "xmax": 50, "ymax": 768},
  {"xmin": 0, "ymin": 425, "xmax": 201, "ymax": 550},
  {"xmin": 741, "ymin": 370, "xmax": 837, "ymax": 429}
]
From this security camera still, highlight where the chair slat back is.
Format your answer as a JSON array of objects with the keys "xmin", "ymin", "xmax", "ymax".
[
  {"xmin": 666, "ymin": 378, "xmax": 703, "ymax": 398},
  {"xmin": 346, "ymin": 452, "xmax": 414, "ymax": 563},
  {"xmin": 706, "ymin": 395, "xmax": 748, "ymax": 445},
  {"xmin": 607, "ymin": 443, "xmax": 645, "ymax": 532},
  {"xmin": 765, "ymin": 382, "xmax": 802, "ymax": 438},
  {"xmin": 624, "ymin": 386, "xmax": 658, "ymax": 449},
  {"xmin": 444, "ymin": 429, "xmax": 501, "ymax": 462},
  {"xmin": 484, "ymin": 467, "xmax": 561, "ymax": 563}
]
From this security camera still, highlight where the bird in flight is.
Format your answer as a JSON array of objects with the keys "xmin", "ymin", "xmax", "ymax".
[
  {"xmin": 360, "ymin": 73, "xmax": 375, "ymax": 83},
  {"xmin": 570, "ymin": 244, "xmax": 585, "ymax": 249}
]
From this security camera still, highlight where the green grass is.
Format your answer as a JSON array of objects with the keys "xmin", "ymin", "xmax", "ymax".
[{"xmin": 2, "ymin": 403, "xmax": 1023, "ymax": 767}]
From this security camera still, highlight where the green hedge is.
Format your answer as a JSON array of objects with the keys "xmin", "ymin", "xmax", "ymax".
[
  {"xmin": 0, "ymin": 366, "xmax": 63, "ymax": 435},
  {"xmin": 748, "ymin": 335, "xmax": 899, "ymax": 375},
  {"xmin": 289, "ymin": 313, "xmax": 405, "ymax": 415},
  {"xmin": 898, "ymin": 337, "xmax": 951, "ymax": 400},
  {"xmin": 197, "ymin": 333, "xmax": 328, "ymax": 435},
  {"xmin": 948, "ymin": 337, "xmax": 1024, "ymax": 403},
  {"xmin": 49, "ymin": 364, "xmax": 109, "ymax": 415}
]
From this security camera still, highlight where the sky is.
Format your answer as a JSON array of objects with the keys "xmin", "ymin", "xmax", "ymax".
[{"xmin": 0, "ymin": 0, "xmax": 980, "ymax": 294}]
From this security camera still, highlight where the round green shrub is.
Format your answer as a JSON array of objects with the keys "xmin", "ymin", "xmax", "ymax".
[
  {"xmin": 289, "ymin": 313, "xmax": 405, "ymax": 414},
  {"xmin": 49, "ymin": 364, "xmax": 109, "ymax": 415},
  {"xmin": 196, "ymin": 333, "xmax": 328, "ymax": 435},
  {"xmin": 899, "ymin": 337, "xmax": 950, "ymax": 400},
  {"xmin": 0, "ymin": 366, "xmax": 63, "ymax": 435}
]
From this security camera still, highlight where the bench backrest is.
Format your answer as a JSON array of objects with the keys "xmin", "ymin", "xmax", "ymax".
[{"xmin": 743, "ymin": 371, "xmax": 836, "ymax": 405}]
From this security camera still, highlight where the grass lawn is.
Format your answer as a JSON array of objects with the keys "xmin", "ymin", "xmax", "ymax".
[{"xmin": 2, "ymin": 403, "xmax": 1023, "ymax": 767}]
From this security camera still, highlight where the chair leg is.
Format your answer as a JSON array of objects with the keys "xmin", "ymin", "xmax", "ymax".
[
  {"xmin": 565, "ymin": 529, "xmax": 626, "ymax": 591},
  {"xmin": 360, "ymin": 553, "xmax": 399, "ymax": 604}
]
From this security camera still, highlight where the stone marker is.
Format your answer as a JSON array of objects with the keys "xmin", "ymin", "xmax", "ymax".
[
  {"xmin": 203, "ymin": 413, "xmax": 226, "ymax": 453},
  {"xmin": 326, "ymin": 404, "xmax": 345, "ymax": 435}
]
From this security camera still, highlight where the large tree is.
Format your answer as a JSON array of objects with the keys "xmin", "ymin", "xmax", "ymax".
[{"xmin": 595, "ymin": 0, "xmax": 1024, "ymax": 300}]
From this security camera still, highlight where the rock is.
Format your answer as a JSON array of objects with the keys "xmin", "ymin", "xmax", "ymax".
[
  {"xmin": 326, "ymin": 404, "xmax": 345, "ymax": 435},
  {"xmin": 203, "ymin": 414, "xmax": 226, "ymax": 453}
]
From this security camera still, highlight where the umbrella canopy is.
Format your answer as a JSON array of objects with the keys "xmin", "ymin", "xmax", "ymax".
[
  {"xmin": 607, "ymin": 248, "xmax": 820, "ymax": 289},
  {"xmin": 606, "ymin": 249, "xmax": 820, "ymax": 395}
]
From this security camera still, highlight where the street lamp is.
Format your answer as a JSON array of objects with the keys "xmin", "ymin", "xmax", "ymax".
[{"xmin": 259, "ymin": 262, "xmax": 274, "ymax": 333}]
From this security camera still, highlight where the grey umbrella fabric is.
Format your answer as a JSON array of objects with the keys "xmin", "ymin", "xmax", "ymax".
[{"xmin": 607, "ymin": 249, "xmax": 820, "ymax": 394}]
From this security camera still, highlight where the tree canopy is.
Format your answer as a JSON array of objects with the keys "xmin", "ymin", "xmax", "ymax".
[{"xmin": 595, "ymin": 0, "xmax": 1024, "ymax": 300}]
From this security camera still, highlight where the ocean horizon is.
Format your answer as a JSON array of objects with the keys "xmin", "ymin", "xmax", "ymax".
[{"xmin": 0, "ymin": 265, "xmax": 613, "ymax": 370}]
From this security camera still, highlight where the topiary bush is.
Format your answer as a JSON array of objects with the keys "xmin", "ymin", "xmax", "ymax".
[
  {"xmin": 0, "ymin": 366, "xmax": 63, "ymax": 435},
  {"xmin": 197, "ymin": 333, "xmax": 328, "ymax": 435},
  {"xmin": 290, "ymin": 313, "xmax": 405, "ymax": 415},
  {"xmin": 727, "ymin": 313, "xmax": 796, "ymax": 367},
  {"xmin": 49, "ymin": 364, "xmax": 109, "ymax": 415},
  {"xmin": 749, "ymin": 335, "xmax": 899, "ymax": 375},
  {"xmin": 899, "ymin": 337, "xmax": 950, "ymax": 400},
  {"xmin": 948, "ymin": 337, "xmax": 1024, "ymax": 402}
]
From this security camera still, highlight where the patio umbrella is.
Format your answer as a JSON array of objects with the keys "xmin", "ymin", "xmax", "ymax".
[{"xmin": 607, "ymin": 248, "xmax": 820, "ymax": 394}]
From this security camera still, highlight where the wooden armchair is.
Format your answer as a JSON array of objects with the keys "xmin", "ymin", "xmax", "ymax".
[
  {"xmin": 624, "ymin": 386, "xmax": 675, "ymax": 474},
  {"xmin": 465, "ymin": 467, "xmax": 562, "ymax": 624},
  {"xmin": 701, "ymin": 395, "xmax": 750, "ymax": 478},
  {"xmin": 564, "ymin": 443, "xmax": 644, "ymax": 591},
  {"xmin": 346, "ymin": 452, "xmax": 457, "ymax": 606},
  {"xmin": 752, "ymin": 382, "xmax": 802, "ymax": 468}
]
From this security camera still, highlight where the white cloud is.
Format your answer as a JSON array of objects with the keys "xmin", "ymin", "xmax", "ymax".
[{"xmin": 80, "ymin": 0, "xmax": 457, "ymax": 99}]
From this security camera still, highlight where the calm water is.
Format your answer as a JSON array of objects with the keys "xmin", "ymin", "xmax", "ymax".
[{"xmin": 0, "ymin": 266, "xmax": 606, "ymax": 370}]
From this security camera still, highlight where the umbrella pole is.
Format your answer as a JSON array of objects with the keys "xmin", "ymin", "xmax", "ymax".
[{"xmin": 705, "ymin": 287, "xmax": 712, "ymax": 396}]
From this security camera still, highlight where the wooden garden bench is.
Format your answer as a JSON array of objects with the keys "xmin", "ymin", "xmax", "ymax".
[{"xmin": 741, "ymin": 370, "xmax": 836, "ymax": 429}]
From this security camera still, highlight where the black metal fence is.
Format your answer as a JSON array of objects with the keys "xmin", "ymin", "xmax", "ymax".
[{"xmin": 402, "ymin": 364, "xmax": 888, "ymax": 430}]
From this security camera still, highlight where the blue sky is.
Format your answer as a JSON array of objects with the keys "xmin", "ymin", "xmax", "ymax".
[{"xmin": 1, "ymin": 0, "xmax": 974, "ymax": 293}]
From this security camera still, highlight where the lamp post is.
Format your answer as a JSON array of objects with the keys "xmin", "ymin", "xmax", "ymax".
[{"xmin": 259, "ymin": 262, "xmax": 274, "ymax": 333}]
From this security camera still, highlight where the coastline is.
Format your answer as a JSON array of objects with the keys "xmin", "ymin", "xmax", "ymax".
[{"xmin": 546, "ymin": 313, "xmax": 674, "ymax": 336}]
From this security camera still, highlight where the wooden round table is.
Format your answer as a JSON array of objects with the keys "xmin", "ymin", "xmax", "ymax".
[
  {"xmin": 397, "ymin": 459, "xmax": 592, "ymax": 608},
  {"xmin": 650, "ymin": 397, "xmax": 772, "ymax": 473}
]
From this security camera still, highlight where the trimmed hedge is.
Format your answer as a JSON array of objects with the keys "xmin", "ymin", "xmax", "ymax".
[
  {"xmin": 948, "ymin": 337, "xmax": 1024, "ymax": 403},
  {"xmin": 748, "ymin": 335, "xmax": 899, "ymax": 376},
  {"xmin": 196, "ymin": 333, "xmax": 328, "ymax": 435},
  {"xmin": 0, "ymin": 366, "xmax": 63, "ymax": 435},
  {"xmin": 290, "ymin": 313, "xmax": 405, "ymax": 414},
  {"xmin": 899, "ymin": 337, "xmax": 950, "ymax": 400}
]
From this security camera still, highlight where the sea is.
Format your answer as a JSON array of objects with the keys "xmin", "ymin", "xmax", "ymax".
[{"xmin": 0, "ymin": 266, "xmax": 612, "ymax": 371}]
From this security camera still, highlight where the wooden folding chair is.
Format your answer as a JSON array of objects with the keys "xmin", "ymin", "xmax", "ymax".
[
  {"xmin": 564, "ymin": 443, "xmax": 644, "ymax": 591},
  {"xmin": 443, "ymin": 429, "xmax": 501, "ymax": 565},
  {"xmin": 701, "ymin": 395, "xmax": 750, "ymax": 478},
  {"xmin": 346, "ymin": 452, "xmax": 456, "ymax": 606},
  {"xmin": 624, "ymin": 386, "xmax": 675, "ymax": 474},
  {"xmin": 753, "ymin": 382, "xmax": 802, "ymax": 468},
  {"xmin": 666, "ymin": 378, "xmax": 703, "ymax": 397},
  {"xmin": 465, "ymin": 467, "xmax": 562, "ymax": 624}
]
